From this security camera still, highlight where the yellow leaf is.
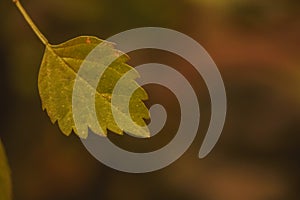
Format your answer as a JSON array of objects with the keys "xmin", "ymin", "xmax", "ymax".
[
  {"xmin": 13, "ymin": 0, "xmax": 150, "ymax": 138},
  {"xmin": 0, "ymin": 139, "xmax": 12, "ymax": 200},
  {"xmin": 38, "ymin": 36, "xmax": 150, "ymax": 138}
]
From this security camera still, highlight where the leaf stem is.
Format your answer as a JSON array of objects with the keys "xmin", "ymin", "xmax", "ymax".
[{"xmin": 13, "ymin": 0, "xmax": 49, "ymax": 46}]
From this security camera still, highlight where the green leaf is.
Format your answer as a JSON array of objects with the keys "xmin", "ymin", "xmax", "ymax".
[
  {"xmin": 0, "ymin": 139, "xmax": 12, "ymax": 200},
  {"xmin": 38, "ymin": 36, "xmax": 150, "ymax": 138},
  {"xmin": 13, "ymin": 0, "xmax": 150, "ymax": 138}
]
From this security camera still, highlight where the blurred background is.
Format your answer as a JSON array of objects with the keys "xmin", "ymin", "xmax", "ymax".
[{"xmin": 1, "ymin": 0, "xmax": 300, "ymax": 199}]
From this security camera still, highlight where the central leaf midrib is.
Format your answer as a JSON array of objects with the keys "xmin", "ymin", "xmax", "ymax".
[{"xmin": 48, "ymin": 45, "xmax": 112, "ymax": 101}]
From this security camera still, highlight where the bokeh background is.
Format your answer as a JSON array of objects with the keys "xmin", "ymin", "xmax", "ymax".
[{"xmin": 1, "ymin": 0, "xmax": 300, "ymax": 199}]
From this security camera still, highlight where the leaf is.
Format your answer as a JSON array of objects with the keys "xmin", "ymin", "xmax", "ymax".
[
  {"xmin": 38, "ymin": 36, "xmax": 150, "ymax": 138},
  {"xmin": 0, "ymin": 139, "xmax": 12, "ymax": 200},
  {"xmin": 13, "ymin": 0, "xmax": 150, "ymax": 138}
]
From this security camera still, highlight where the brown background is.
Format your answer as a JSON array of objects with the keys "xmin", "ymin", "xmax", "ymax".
[{"xmin": 1, "ymin": 0, "xmax": 300, "ymax": 199}]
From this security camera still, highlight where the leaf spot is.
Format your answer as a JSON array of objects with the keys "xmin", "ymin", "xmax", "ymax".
[{"xmin": 86, "ymin": 37, "xmax": 91, "ymax": 44}]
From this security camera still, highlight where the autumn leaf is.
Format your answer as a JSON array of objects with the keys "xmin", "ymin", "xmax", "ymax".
[
  {"xmin": 14, "ymin": 0, "xmax": 150, "ymax": 138},
  {"xmin": 39, "ymin": 36, "xmax": 150, "ymax": 138},
  {"xmin": 0, "ymin": 139, "xmax": 12, "ymax": 200}
]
